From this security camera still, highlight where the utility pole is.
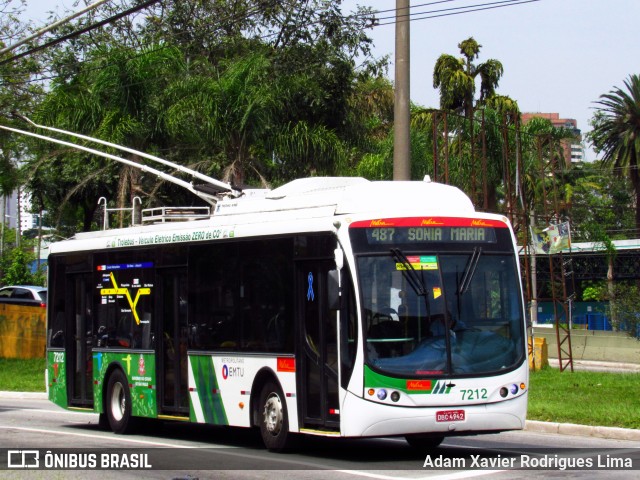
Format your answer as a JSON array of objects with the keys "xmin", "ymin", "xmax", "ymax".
[{"xmin": 393, "ymin": 0, "xmax": 411, "ymax": 180}]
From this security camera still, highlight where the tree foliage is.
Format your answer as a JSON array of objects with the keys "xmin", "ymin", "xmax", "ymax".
[
  {"xmin": 0, "ymin": 0, "xmax": 43, "ymax": 196},
  {"xmin": 589, "ymin": 74, "xmax": 640, "ymax": 235},
  {"xmin": 608, "ymin": 283, "xmax": 640, "ymax": 338},
  {"xmin": 0, "ymin": 244, "xmax": 44, "ymax": 286},
  {"xmin": 433, "ymin": 37, "xmax": 508, "ymax": 121},
  {"xmin": 17, "ymin": 0, "xmax": 386, "ymax": 232},
  {"xmin": 4, "ymin": 0, "xmax": 639, "ymax": 275},
  {"xmin": 565, "ymin": 161, "xmax": 634, "ymax": 241}
]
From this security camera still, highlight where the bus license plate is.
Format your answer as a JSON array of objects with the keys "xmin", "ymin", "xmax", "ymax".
[{"xmin": 436, "ymin": 409, "xmax": 465, "ymax": 422}]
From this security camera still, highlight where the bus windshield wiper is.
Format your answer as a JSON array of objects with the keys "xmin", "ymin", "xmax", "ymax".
[
  {"xmin": 390, "ymin": 248, "xmax": 427, "ymax": 296},
  {"xmin": 390, "ymin": 248, "xmax": 431, "ymax": 317},
  {"xmin": 458, "ymin": 247, "xmax": 482, "ymax": 295}
]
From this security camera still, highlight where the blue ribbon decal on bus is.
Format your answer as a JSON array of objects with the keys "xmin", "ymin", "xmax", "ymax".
[{"xmin": 307, "ymin": 272, "xmax": 315, "ymax": 301}]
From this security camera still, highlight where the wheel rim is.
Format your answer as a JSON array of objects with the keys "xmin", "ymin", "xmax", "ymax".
[
  {"xmin": 263, "ymin": 392, "xmax": 283, "ymax": 436},
  {"xmin": 110, "ymin": 382, "xmax": 125, "ymax": 422}
]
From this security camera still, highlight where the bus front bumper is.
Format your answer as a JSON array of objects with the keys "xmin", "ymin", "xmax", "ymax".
[{"xmin": 340, "ymin": 390, "xmax": 527, "ymax": 438}]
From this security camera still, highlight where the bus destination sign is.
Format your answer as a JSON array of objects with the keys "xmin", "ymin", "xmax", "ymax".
[{"xmin": 351, "ymin": 217, "xmax": 504, "ymax": 245}]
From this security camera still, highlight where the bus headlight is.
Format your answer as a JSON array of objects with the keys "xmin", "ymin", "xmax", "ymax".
[{"xmin": 377, "ymin": 389, "xmax": 388, "ymax": 400}]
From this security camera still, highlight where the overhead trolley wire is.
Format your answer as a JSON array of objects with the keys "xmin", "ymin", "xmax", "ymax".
[
  {"xmin": 0, "ymin": 0, "xmax": 112, "ymax": 56},
  {"xmin": 2, "ymin": 0, "xmax": 541, "ymax": 72},
  {"xmin": 0, "ymin": 0, "xmax": 162, "ymax": 67},
  {"xmin": 373, "ymin": 0, "xmax": 541, "ymax": 26}
]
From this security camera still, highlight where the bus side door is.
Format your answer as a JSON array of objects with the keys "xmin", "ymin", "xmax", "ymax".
[
  {"xmin": 296, "ymin": 260, "xmax": 340, "ymax": 431},
  {"xmin": 66, "ymin": 272, "xmax": 94, "ymax": 407},
  {"xmin": 156, "ymin": 268, "xmax": 189, "ymax": 415}
]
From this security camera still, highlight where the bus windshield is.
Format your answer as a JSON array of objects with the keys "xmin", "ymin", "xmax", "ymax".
[{"xmin": 350, "ymin": 218, "xmax": 525, "ymax": 378}]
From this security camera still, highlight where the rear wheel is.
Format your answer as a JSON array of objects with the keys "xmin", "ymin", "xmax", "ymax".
[
  {"xmin": 106, "ymin": 369, "xmax": 137, "ymax": 434},
  {"xmin": 405, "ymin": 434, "xmax": 444, "ymax": 450},
  {"xmin": 259, "ymin": 381, "xmax": 293, "ymax": 451}
]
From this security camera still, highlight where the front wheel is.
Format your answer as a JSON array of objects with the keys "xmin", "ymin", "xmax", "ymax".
[
  {"xmin": 106, "ymin": 369, "xmax": 137, "ymax": 434},
  {"xmin": 405, "ymin": 434, "xmax": 444, "ymax": 450},
  {"xmin": 259, "ymin": 381, "xmax": 293, "ymax": 451}
]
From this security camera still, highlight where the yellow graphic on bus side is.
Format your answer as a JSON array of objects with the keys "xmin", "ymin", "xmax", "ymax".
[{"xmin": 100, "ymin": 272, "xmax": 151, "ymax": 325}]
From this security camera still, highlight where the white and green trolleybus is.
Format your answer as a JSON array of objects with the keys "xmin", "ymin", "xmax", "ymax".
[{"xmin": 46, "ymin": 175, "xmax": 528, "ymax": 451}]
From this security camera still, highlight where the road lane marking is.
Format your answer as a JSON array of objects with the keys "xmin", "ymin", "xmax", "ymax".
[
  {"xmin": 336, "ymin": 470, "xmax": 503, "ymax": 480},
  {"xmin": 0, "ymin": 425, "xmax": 363, "ymax": 472}
]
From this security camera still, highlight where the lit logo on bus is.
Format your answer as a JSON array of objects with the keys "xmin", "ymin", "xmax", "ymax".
[
  {"xmin": 277, "ymin": 357, "xmax": 296, "ymax": 372},
  {"xmin": 369, "ymin": 219, "xmax": 394, "ymax": 227},
  {"xmin": 404, "ymin": 380, "xmax": 453, "ymax": 394},
  {"xmin": 421, "ymin": 218, "xmax": 445, "ymax": 226},
  {"xmin": 407, "ymin": 380, "xmax": 432, "ymax": 391}
]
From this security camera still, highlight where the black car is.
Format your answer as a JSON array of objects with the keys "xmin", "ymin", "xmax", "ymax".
[{"xmin": 0, "ymin": 285, "xmax": 47, "ymax": 307}]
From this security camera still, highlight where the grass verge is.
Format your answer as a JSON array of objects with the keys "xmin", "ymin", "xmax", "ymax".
[
  {"xmin": 528, "ymin": 367, "xmax": 640, "ymax": 429},
  {"xmin": 1, "ymin": 357, "xmax": 639, "ymax": 430},
  {"xmin": 0, "ymin": 357, "xmax": 46, "ymax": 392}
]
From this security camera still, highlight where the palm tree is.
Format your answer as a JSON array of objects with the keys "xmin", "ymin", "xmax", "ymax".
[
  {"xmin": 590, "ymin": 74, "xmax": 640, "ymax": 236},
  {"xmin": 433, "ymin": 37, "xmax": 504, "ymax": 122},
  {"xmin": 163, "ymin": 52, "xmax": 349, "ymax": 186},
  {"xmin": 32, "ymin": 44, "xmax": 187, "ymax": 230}
]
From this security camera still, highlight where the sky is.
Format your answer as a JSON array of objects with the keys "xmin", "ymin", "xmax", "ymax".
[
  {"xmin": 18, "ymin": 0, "xmax": 640, "ymax": 162},
  {"xmin": 342, "ymin": 0, "xmax": 639, "ymax": 161}
]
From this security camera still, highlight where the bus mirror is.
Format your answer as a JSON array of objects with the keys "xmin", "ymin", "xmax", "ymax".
[{"xmin": 328, "ymin": 269, "xmax": 342, "ymax": 310}]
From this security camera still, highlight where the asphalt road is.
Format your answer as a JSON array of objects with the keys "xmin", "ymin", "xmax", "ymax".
[{"xmin": 1, "ymin": 396, "xmax": 639, "ymax": 479}]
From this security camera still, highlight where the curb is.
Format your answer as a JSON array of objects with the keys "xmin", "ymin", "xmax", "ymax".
[
  {"xmin": 525, "ymin": 420, "xmax": 640, "ymax": 442},
  {"xmin": 547, "ymin": 358, "xmax": 640, "ymax": 373}
]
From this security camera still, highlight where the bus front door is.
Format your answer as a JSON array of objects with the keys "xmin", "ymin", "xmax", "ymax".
[
  {"xmin": 156, "ymin": 269, "xmax": 189, "ymax": 416},
  {"xmin": 297, "ymin": 261, "xmax": 340, "ymax": 431},
  {"xmin": 66, "ymin": 273, "xmax": 94, "ymax": 407}
]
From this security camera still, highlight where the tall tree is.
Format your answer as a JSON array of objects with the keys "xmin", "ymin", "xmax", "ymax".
[
  {"xmin": 162, "ymin": 51, "xmax": 349, "ymax": 186},
  {"xmin": 431, "ymin": 38, "xmax": 519, "ymax": 213},
  {"xmin": 589, "ymin": 74, "xmax": 640, "ymax": 236},
  {"xmin": 433, "ymin": 37, "xmax": 504, "ymax": 122},
  {"xmin": 520, "ymin": 116, "xmax": 577, "ymax": 220},
  {"xmin": 567, "ymin": 161, "xmax": 634, "ymax": 242},
  {"xmin": 31, "ymin": 44, "xmax": 189, "ymax": 230},
  {"xmin": 23, "ymin": 0, "xmax": 384, "ymax": 234},
  {"xmin": 0, "ymin": 0, "xmax": 43, "ymax": 195}
]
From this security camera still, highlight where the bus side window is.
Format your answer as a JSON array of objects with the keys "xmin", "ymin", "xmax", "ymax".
[
  {"xmin": 115, "ymin": 315, "xmax": 132, "ymax": 348},
  {"xmin": 50, "ymin": 300, "xmax": 66, "ymax": 347}
]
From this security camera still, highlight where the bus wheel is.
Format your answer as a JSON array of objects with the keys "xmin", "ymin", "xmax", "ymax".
[
  {"xmin": 405, "ymin": 434, "xmax": 444, "ymax": 450},
  {"xmin": 259, "ymin": 381, "xmax": 292, "ymax": 451},
  {"xmin": 106, "ymin": 369, "xmax": 137, "ymax": 434}
]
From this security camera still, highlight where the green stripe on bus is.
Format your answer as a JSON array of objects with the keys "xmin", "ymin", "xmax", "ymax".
[{"xmin": 191, "ymin": 355, "xmax": 228, "ymax": 425}]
